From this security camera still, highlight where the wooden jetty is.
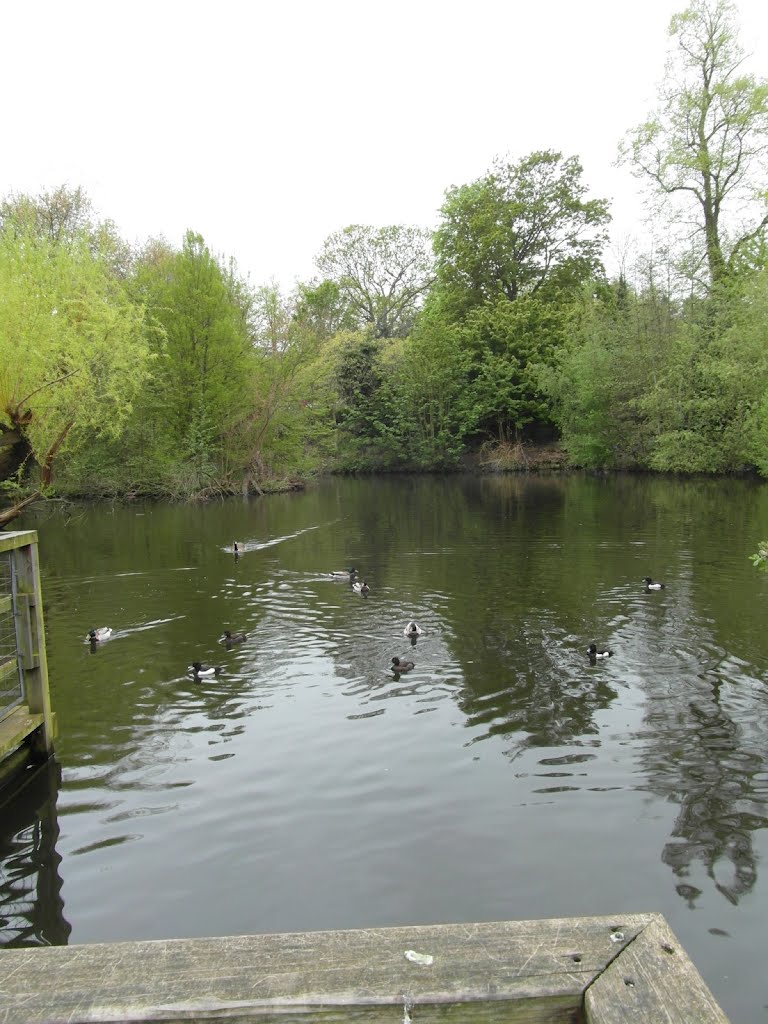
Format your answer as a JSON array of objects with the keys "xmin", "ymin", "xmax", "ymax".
[
  {"xmin": 0, "ymin": 530, "xmax": 56, "ymax": 785},
  {"xmin": 0, "ymin": 913, "xmax": 730, "ymax": 1022}
]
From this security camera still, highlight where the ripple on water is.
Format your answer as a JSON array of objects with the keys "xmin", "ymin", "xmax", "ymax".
[
  {"xmin": 71, "ymin": 834, "xmax": 142, "ymax": 856},
  {"xmin": 11, "ymin": 477, "xmax": 768, "ymax": 1023},
  {"xmin": 105, "ymin": 805, "xmax": 179, "ymax": 823}
]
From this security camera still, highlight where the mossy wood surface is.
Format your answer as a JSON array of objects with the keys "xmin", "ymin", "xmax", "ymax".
[{"xmin": 0, "ymin": 706, "xmax": 44, "ymax": 760}]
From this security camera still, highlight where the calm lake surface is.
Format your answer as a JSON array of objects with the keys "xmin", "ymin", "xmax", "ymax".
[{"xmin": 3, "ymin": 474, "xmax": 768, "ymax": 1022}]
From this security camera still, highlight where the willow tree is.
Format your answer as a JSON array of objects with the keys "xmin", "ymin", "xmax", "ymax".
[
  {"xmin": 0, "ymin": 225, "xmax": 152, "ymax": 518},
  {"xmin": 622, "ymin": 0, "xmax": 768, "ymax": 291}
]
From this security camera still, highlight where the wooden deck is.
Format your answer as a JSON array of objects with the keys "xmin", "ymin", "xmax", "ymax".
[
  {"xmin": 0, "ymin": 913, "xmax": 730, "ymax": 1023},
  {"xmin": 0, "ymin": 530, "xmax": 55, "ymax": 784},
  {"xmin": 0, "ymin": 705, "xmax": 55, "ymax": 786}
]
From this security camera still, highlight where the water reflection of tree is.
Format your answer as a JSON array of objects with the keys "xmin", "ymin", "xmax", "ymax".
[
  {"xmin": 645, "ymin": 682, "xmax": 767, "ymax": 908},
  {"xmin": 0, "ymin": 759, "xmax": 70, "ymax": 947},
  {"xmin": 456, "ymin": 643, "xmax": 618, "ymax": 757}
]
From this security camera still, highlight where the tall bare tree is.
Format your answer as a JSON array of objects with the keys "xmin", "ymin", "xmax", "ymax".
[{"xmin": 622, "ymin": 0, "xmax": 768, "ymax": 290}]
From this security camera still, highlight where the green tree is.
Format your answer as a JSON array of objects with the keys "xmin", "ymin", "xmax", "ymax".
[
  {"xmin": 0, "ymin": 224, "xmax": 152, "ymax": 502},
  {"xmin": 293, "ymin": 279, "xmax": 356, "ymax": 340},
  {"xmin": 316, "ymin": 224, "xmax": 435, "ymax": 338},
  {"xmin": 462, "ymin": 295, "xmax": 567, "ymax": 442},
  {"xmin": 542, "ymin": 280, "xmax": 680, "ymax": 469},
  {"xmin": 434, "ymin": 151, "xmax": 610, "ymax": 317},
  {"xmin": 237, "ymin": 285, "xmax": 335, "ymax": 482},
  {"xmin": 128, "ymin": 231, "xmax": 256, "ymax": 493},
  {"xmin": 331, "ymin": 334, "xmax": 403, "ymax": 469},
  {"xmin": 1, "ymin": 184, "xmax": 94, "ymax": 246},
  {"xmin": 395, "ymin": 300, "xmax": 475, "ymax": 467},
  {"xmin": 545, "ymin": 263, "xmax": 768, "ymax": 475},
  {"xmin": 621, "ymin": 0, "xmax": 768, "ymax": 291},
  {"xmin": 251, "ymin": 281, "xmax": 293, "ymax": 354},
  {"xmin": 0, "ymin": 184, "xmax": 132, "ymax": 276}
]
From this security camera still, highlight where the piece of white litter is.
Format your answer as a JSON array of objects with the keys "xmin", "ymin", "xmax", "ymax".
[
  {"xmin": 610, "ymin": 930, "xmax": 625, "ymax": 943},
  {"xmin": 404, "ymin": 949, "xmax": 434, "ymax": 966}
]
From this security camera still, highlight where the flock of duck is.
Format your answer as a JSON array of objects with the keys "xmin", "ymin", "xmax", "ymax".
[
  {"xmin": 83, "ymin": 559, "xmax": 428, "ymax": 679},
  {"xmin": 326, "ymin": 566, "xmax": 420, "ymax": 673},
  {"xmin": 84, "ymin": 560, "xmax": 666, "ymax": 677}
]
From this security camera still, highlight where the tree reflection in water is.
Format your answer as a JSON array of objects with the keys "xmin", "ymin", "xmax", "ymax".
[
  {"xmin": 456, "ymin": 629, "xmax": 619, "ymax": 757},
  {"xmin": 0, "ymin": 759, "xmax": 70, "ymax": 947},
  {"xmin": 659, "ymin": 692, "xmax": 766, "ymax": 907}
]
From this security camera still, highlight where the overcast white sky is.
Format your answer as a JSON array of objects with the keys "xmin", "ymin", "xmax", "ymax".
[{"xmin": 3, "ymin": 0, "xmax": 767, "ymax": 288}]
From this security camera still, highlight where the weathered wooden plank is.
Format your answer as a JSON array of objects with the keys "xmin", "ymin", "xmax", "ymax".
[
  {"xmin": 0, "ymin": 916, "xmax": 653, "ymax": 1024},
  {"xmin": 584, "ymin": 915, "xmax": 729, "ymax": 1023},
  {"xmin": 0, "ymin": 706, "xmax": 44, "ymax": 760},
  {"xmin": 11, "ymin": 540, "xmax": 54, "ymax": 755},
  {"xmin": 0, "ymin": 530, "xmax": 38, "ymax": 555}
]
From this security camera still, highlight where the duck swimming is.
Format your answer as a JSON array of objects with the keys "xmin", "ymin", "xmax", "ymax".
[
  {"xmin": 220, "ymin": 631, "xmax": 247, "ymax": 645},
  {"xmin": 391, "ymin": 656, "xmax": 415, "ymax": 672},
  {"xmin": 352, "ymin": 580, "xmax": 370, "ymax": 594},
  {"xmin": 85, "ymin": 627, "xmax": 112, "ymax": 643},
  {"xmin": 328, "ymin": 568, "xmax": 357, "ymax": 579},
  {"xmin": 403, "ymin": 621, "xmax": 423, "ymax": 637},
  {"xmin": 643, "ymin": 576, "xmax": 666, "ymax": 590},
  {"xmin": 587, "ymin": 643, "xmax": 613, "ymax": 660},
  {"xmin": 189, "ymin": 661, "xmax": 221, "ymax": 678}
]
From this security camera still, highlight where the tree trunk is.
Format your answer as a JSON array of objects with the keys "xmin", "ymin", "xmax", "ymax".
[
  {"xmin": 0, "ymin": 490, "xmax": 42, "ymax": 529},
  {"xmin": 0, "ymin": 428, "xmax": 33, "ymax": 482}
]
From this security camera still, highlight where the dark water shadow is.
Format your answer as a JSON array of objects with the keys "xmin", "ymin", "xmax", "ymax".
[{"xmin": 0, "ymin": 758, "xmax": 71, "ymax": 947}]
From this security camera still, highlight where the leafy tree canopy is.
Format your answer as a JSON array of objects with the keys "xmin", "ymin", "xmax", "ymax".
[
  {"xmin": 316, "ymin": 224, "xmax": 435, "ymax": 338},
  {"xmin": 434, "ymin": 150, "xmax": 610, "ymax": 317},
  {"xmin": 0, "ymin": 184, "xmax": 132, "ymax": 276},
  {"xmin": 131, "ymin": 230, "xmax": 255, "ymax": 453},
  {"xmin": 0, "ymin": 224, "xmax": 152, "ymax": 486}
]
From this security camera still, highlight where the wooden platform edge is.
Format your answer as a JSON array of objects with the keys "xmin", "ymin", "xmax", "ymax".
[
  {"xmin": 0, "ymin": 914, "xmax": 730, "ymax": 1024},
  {"xmin": 0, "ymin": 530, "xmax": 38, "ymax": 555},
  {"xmin": 0, "ymin": 706, "xmax": 45, "ymax": 760},
  {"xmin": 584, "ymin": 913, "xmax": 730, "ymax": 1023}
]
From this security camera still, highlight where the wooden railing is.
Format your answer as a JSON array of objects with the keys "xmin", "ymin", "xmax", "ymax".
[{"xmin": 0, "ymin": 530, "xmax": 55, "ymax": 779}]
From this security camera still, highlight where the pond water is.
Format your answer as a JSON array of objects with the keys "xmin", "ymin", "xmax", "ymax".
[{"xmin": 2, "ymin": 474, "xmax": 768, "ymax": 1022}]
